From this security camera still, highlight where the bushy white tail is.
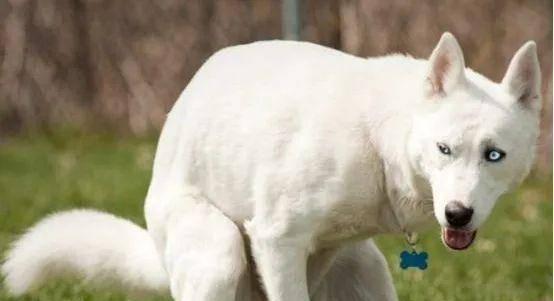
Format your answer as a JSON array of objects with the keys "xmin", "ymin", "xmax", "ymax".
[{"xmin": 1, "ymin": 209, "xmax": 169, "ymax": 297}]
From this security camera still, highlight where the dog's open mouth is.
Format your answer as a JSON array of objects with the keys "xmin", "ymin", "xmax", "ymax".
[{"xmin": 441, "ymin": 227, "xmax": 477, "ymax": 250}]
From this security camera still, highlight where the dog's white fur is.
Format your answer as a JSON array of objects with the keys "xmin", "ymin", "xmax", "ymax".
[{"xmin": 2, "ymin": 33, "xmax": 541, "ymax": 301}]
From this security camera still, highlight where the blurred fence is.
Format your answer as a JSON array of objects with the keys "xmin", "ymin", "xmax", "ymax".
[{"xmin": 0, "ymin": 0, "xmax": 551, "ymax": 173}]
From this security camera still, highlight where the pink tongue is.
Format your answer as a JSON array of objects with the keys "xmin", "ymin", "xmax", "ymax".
[{"xmin": 442, "ymin": 228, "xmax": 476, "ymax": 250}]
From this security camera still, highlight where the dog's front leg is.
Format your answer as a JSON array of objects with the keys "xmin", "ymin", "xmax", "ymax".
[
  {"xmin": 307, "ymin": 247, "xmax": 338, "ymax": 297},
  {"xmin": 245, "ymin": 218, "xmax": 311, "ymax": 301}
]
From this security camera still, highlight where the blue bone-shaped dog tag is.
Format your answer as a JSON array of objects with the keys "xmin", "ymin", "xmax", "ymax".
[{"xmin": 400, "ymin": 250, "xmax": 428, "ymax": 270}]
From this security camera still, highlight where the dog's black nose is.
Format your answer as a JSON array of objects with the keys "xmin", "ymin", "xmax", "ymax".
[{"xmin": 445, "ymin": 201, "xmax": 473, "ymax": 228}]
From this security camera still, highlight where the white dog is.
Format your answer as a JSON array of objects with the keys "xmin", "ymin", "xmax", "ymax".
[{"xmin": 2, "ymin": 32, "xmax": 541, "ymax": 301}]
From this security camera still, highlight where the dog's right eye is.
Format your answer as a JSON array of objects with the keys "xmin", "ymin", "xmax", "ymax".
[{"xmin": 437, "ymin": 143, "xmax": 451, "ymax": 155}]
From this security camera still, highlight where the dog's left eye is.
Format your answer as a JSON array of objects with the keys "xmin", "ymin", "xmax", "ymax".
[
  {"xmin": 437, "ymin": 142, "xmax": 451, "ymax": 155},
  {"xmin": 485, "ymin": 148, "xmax": 505, "ymax": 162}
]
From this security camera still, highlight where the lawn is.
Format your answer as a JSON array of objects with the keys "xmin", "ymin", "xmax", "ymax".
[{"xmin": 0, "ymin": 132, "xmax": 552, "ymax": 301}]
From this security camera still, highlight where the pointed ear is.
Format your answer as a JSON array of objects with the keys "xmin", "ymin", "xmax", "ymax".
[
  {"xmin": 501, "ymin": 41, "xmax": 541, "ymax": 112},
  {"xmin": 425, "ymin": 32, "xmax": 466, "ymax": 97}
]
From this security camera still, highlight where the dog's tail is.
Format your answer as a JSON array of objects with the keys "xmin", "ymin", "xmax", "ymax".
[{"xmin": 1, "ymin": 209, "xmax": 169, "ymax": 297}]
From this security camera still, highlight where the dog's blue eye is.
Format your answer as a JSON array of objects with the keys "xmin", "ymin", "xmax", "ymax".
[
  {"xmin": 437, "ymin": 143, "xmax": 451, "ymax": 155},
  {"xmin": 485, "ymin": 148, "xmax": 505, "ymax": 162}
]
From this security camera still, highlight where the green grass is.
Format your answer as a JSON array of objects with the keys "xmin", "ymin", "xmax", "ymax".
[{"xmin": 0, "ymin": 132, "xmax": 551, "ymax": 301}]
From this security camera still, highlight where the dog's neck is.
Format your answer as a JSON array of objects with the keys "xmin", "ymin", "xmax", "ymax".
[
  {"xmin": 379, "ymin": 159, "xmax": 434, "ymax": 234},
  {"xmin": 367, "ymin": 105, "xmax": 435, "ymax": 235}
]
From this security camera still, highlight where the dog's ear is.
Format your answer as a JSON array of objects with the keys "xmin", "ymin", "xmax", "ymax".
[
  {"xmin": 425, "ymin": 32, "xmax": 466, "ymax": 98},
  {"xmin": 501, "ymin": 41, "xmax": 541, "ymax": 112}
]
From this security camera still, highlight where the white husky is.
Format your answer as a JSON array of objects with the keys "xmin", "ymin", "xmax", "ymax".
[{"xmin": 2, "ymin": 33, "xmax": 541, "ymax": 301}]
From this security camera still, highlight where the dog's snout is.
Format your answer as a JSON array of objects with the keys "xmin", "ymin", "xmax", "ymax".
[{"xmin": 445, "ymin": 201, "xmax": 473, "ymax": 228}]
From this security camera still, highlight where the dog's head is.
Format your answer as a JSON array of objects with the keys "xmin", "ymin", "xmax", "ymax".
[{"xmin": 408, "ymin": 33, "xmax": 541, "ymax": 250}]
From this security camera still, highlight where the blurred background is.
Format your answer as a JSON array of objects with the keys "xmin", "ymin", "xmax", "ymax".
[
  {"xmin": 0, "ymin": 0, "xmax": 552, "ymax": 172},
  {"xmin": 0, "ymin": 1, "xmax": 552, "ymax": 301}
]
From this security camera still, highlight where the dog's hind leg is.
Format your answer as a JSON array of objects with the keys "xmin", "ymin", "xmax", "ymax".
[
  {"xmin": 313, "ymin": 239, "xmax": 397, "ymax": 301},
  {"xmin": 162, "ymin": 195, "xmax": 248, "ymax": 301}
]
